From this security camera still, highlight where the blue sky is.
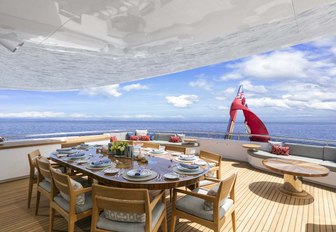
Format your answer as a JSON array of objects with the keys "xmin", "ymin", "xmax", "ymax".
[{"xmin": 0, "ymin": 36, "xmax": 335, "ymax": 122}]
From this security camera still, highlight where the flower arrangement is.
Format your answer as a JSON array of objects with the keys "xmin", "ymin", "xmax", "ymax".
[{"xmin": 110, "ymin": 141, "xmax": 129, "ymax": 156}]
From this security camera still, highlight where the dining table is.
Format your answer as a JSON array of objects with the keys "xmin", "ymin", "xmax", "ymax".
[{"xmin": 49, "ymin": 146, "xmax": 210, "ymax": 190}]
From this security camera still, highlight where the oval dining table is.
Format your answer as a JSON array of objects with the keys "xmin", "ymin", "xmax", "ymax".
[{"xmin": 50, "ymin": 147, "xmax": 210, "ymax": 190}]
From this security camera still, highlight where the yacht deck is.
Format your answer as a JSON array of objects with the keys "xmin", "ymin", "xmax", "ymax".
[{"xmin": 0, "ymin": 160, "xmax": 335, "ymax": 232}]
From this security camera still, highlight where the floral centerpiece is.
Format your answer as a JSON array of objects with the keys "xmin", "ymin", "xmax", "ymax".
[{"xmin": 110, "ymin": 141, "xmax": 128, "ymax": 156}]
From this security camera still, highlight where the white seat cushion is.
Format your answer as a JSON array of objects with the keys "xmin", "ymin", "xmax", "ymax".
[
  {"xmin": 97, "ymin": 202, "xmax": 165, "ymax": 232},
  {"xmin": 54, "ymin": 193, "xmax": 92, "ymax": 214},
  {"xmin": 39, "ymin": 179, "xmax": 51, "ymax": 192},
  {"xmin": 176, "ymin": 188, "xmax": 233, "ymax": 221}
]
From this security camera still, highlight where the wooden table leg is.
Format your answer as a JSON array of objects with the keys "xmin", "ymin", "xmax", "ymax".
[{"xmin": 278, "ymin": 174, "xmax": 310, "ymax": 198}]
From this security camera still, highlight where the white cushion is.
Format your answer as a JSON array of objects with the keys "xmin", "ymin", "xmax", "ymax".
[
  {"xmin": 104, "ymin": 210, "xmax": 145, "ymax": 223},
  {"xmin": 60, "ymin": 178, "xmax": 85, "ymax": 205},
  {"xmin": 203, "ymin": 185, "xmax": 227, "ymax": 211},
  {"xmin": 97, "ymin": 202, "xmax": 165, "ymax": 232},
  {"xmin": 135, "ymin": 129, "xmax": 148, "ymax": 136},
  {"xmin": 176, "ymin": 188, "xmax": 233, "ymax": 221}
]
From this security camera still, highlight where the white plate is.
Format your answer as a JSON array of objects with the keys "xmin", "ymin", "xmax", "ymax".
[
  {"xmin": 179, "ymin": 155, "xmax": 196, "ymax": 161},
  {"xmin": 194, "ymin": 159, "xmax": 207, "ymax": 166},
  {"xmin": 171, "ymin": 152, "xmax": 182, "ymax": 156},
  {"xmin": 149, "ymin": 150, "xmax": 164, "ymax": 154},
  {"xmin": 127, "ymin": 169, "xmax": 152, "ymax": 178},
  {"xmin": 89, "ymin": 162, "xmax": 111, "ymax": 168},
  {"xmin": 164, "ymin": 173, "xmax": 179, "ymax": 180},
  {"xmin": 177, "ymin": 165, "xmax": 200, "ymax": 172},
  {"xmin": 75, "ymin": 160, "xmax": 88, "ymax": 164},
  {"xmin": 104, "ymin": 168, "xmax": 119, "ymax": 174}
]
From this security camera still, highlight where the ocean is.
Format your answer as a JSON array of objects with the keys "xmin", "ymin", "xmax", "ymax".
[{"xmin": 0, "ymin": 119, "xmax": 335, "ymax": 142}]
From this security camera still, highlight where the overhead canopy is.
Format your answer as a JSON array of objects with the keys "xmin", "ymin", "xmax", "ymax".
[{"xmin": 0, "ymin": 0, "xmax": 336, "ymax": 90}]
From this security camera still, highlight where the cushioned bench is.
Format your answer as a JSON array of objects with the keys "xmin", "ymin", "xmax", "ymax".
[{"xmin": 247, "ymin": 142, "xmax": 336, "ymax": 188}]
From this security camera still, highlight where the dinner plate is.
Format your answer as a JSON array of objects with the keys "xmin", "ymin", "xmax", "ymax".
[
  {"xmin": 177, "ymin": 165, "xmax": 200, "ymax": 172},
  {"xmin": 75, "ymin": 160, "xmax": 88, "ymax": 164},
  {"xmin": 171, "ymin": 152, "xmax": 182, "ymax": 156},
  {"xmin": 164, "ymin": 173, "xmax": 179, "ymax": 180},
  {"xmin": 127, "ymin": 169, "xmax": 152, "ymax": 178},
  {"xmin": 89, "ymin": 162, "xmax": 111, "ymax": 168},
  {"xmin": 194, "ymin": 159, "xmax": 207, "ymax": 166},
  {"xmin": 149, "ymin": 150, "xmax": 165, "ymax": 154},
  {"xmin": 104, "ymin": 168, "xmax": 119, "ymax": 174},
  {"xmin": 179, "ymin": 155, "xmax": 196, "ymax": 161}
]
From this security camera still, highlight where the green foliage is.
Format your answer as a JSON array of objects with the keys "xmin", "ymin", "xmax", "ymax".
[{"xmin": 110, "ymin": 141, "xmax": 128, "ymax": 152}]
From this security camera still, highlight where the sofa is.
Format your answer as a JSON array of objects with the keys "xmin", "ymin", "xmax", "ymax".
[
  {"xmin": 248, "ymin": 142, "xmax": 336, "ymax": 188},
  {"xmin": 105, "ymin": 131, "xmax": 190, "ymax": 146}
]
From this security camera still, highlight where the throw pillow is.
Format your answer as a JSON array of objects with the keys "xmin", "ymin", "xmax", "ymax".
[
  {"xmin": 140, "ymin": 135, "xmax": 150, "ymax": 141},
  {"xmin": 177, "ymin": 133, "xmax": 186, "ymax": 142},
  {"xmin": 203, "ymin": 184, "xmax": 227, "ymax": 211},
  {"xmin": 129, "ymin": 135, "xmax": 139, "ymax": 141},
  {"xmin": 169, "ymin": 135, "xmax": 181, "ymax": 143},
  {"xmin": 271, "ymin": 145, "xmax": 290, "ymax": 156},
  {"xmin": 104, "ymin": 210, "xmax": 145, "ymax": 223},
  {"xmin": 135, "ymin": 129, "xmax": 148, "ymax": 136},
  {"xmin": 126, "ymin": 132, "xmax": 135, "ymax": 140},
  {"xmin": 60, "ymin": 178, "xmax": 85, "ymax": 205},
  {"xmin": 110, "ymin": 136, "xmax": 117, "ymax": 142}
]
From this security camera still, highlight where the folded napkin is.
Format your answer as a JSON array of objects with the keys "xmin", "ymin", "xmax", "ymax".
[
  {"xmin": 67, "ymin": 152, "xmax": 85, "ymax": 158},
  {"xmin": 180, "ymin": 163, "xmax": 199, "ymax": 169},
  {"xmin": 90, "ymin": 158, "xmax": 110, "ymax": 166}
]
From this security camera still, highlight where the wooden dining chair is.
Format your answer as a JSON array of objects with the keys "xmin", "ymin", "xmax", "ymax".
[
  {"xmin": 27, "ymin": 149, "xmax": 41, "ymax": 208},
  {"xmin": 49, "ymin": 168, "xmax": 92, "ymax": 232},
  {"xmin": 170, "ymin": 172, "xmax": 237, "ymax": 232},
  {"xmin": 199, "ymin": 150, "xmax": 222, "ymax": 187},
  {"xmin": 91, "ymin": 184, "xmax": 167, "ymax": 232},
  {"xmin": 142, "ymin": 142, "xmax": 160, "ymax": 150},
  {"xmin": 35, "ymin": 156, "xmax": 53, "ymax": 215},
  {"xmin": 164, "ymin": 145, "xmax": 187, "ymax": 154}
]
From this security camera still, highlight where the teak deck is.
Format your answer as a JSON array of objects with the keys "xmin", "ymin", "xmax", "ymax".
[{"xmin": 0, "ymin": 160, "xmax": 335, "ymax": 232}]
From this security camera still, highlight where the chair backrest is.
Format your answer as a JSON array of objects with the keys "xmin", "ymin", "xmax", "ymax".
[
  {"xmin": 199, "ymin": 150, "xmax": 222, "ymax": 179},
  {"xmin": 216, "ymin": 172, "xmax": 237, "ymax": 204},
  {"xmin": 142, "ymin": 142, "xmax": 160, "ymax": 150},
  {"xmin": 165, "ymin": 145, "xmax": 187, "ymax": 154},
  {"xmin": 36, "ymin": 157, "xmax": 52, "ymax": 182},
  {"xmin": 50, "ymin": 167, "xmax": 72, "ymax": 196},
  {"xmin": 28, "ymin": 150, "xmax": 41, "ymax": 175},
  {"xmin": 91, "ymin": 184, "xmax": 151, "ymax": 231}
]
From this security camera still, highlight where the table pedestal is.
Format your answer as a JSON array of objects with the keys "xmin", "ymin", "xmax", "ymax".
[{"xmin": 278, "ymin": 174, "xmax": 308, "ymax": 198}]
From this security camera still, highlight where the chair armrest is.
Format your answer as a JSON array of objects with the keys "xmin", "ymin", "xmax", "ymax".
[
  {"xmin": 204, "ymin": 177, "xmax": 221, "ymax": 183},
  {"xmin": 74, "ymin": 187, "xmax": 92, "ymax": 195},
  {"xmin": 174, "ymin": 188, "xmax": 215, "ymax": 202},
  {"xmin": 149, "ymin": 190, "xmax": 165, "ymax": 210}
]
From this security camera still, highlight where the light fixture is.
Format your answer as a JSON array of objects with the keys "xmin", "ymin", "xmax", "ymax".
[{"xmin": 0, "ymin": 32, "xmax": 24, "ymax": 52}]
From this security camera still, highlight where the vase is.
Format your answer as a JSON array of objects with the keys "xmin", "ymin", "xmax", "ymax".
[{"xmin": 115, "ymin": 150, "xmax": 125, "ymax": 156}]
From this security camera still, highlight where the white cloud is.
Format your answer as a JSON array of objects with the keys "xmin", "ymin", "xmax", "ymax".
[
  {"xmin": 122, "ymin": 83, "xmax": 148, "ymax": 92},
  {"xmin": 240, "ymin": 80, "xmax": 267, "ymax": 93},
  {"xmin": 310, "ymin": 36, "xmax": 336, "ymax": 47},
  {"xmin": 189, "ymin": 78, "xmax": 212, "ymax": 90},
  {"xmin": 0, "ymin": 111, "xmax": 66, "ymax": 118},
  {"xmin": 216, "ymin": 106, "xmax": 229, "ymax": 110},
  {"xmin": 240, "ymin": 51, "xmax": 309, "ymax": 79},
  {"xmin": 218, "ymin": 73, "xmax": 242, "ymax": 82},
  {"xmin": 215, "ymin": 87, "xmax": 237, "ymax": 101},
  {"xmin": 79, "ymin": 84, "xmax": 121, "ymax": 97},
  {"xmin": 165, "ymin": 95, "xmax": 199, "ymax": 108}
]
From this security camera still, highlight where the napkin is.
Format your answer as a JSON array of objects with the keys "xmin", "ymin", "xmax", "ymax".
[
  {"xmin": 67, "ymin": 152, "xmax": 85, "ymax": 158},
  {"xmin": 180, "ymin": 163, "xmax": 199, "ymax": 169},
  {"xmin": 90, "ymin": 158, "xmax": 110, "ymax": 166}
]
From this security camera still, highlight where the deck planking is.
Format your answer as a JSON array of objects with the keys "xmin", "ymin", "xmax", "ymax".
[{"xmin": 0, "ymin": 160, "xmax": 335, "ymax": 232}]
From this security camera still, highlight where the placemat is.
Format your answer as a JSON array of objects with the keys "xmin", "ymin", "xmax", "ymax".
[
  {"xmin": 173, "ymin": 166, "xmax": 205, "ymax": 175},
  {"xmin": 122, "ymin": 171, "xmax": 158, "ymax": 182}
]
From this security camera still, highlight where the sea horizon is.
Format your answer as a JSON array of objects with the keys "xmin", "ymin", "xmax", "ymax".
[{"xmin": 1, "ymin": 119, "xmax": 335, "ymax": 142}]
